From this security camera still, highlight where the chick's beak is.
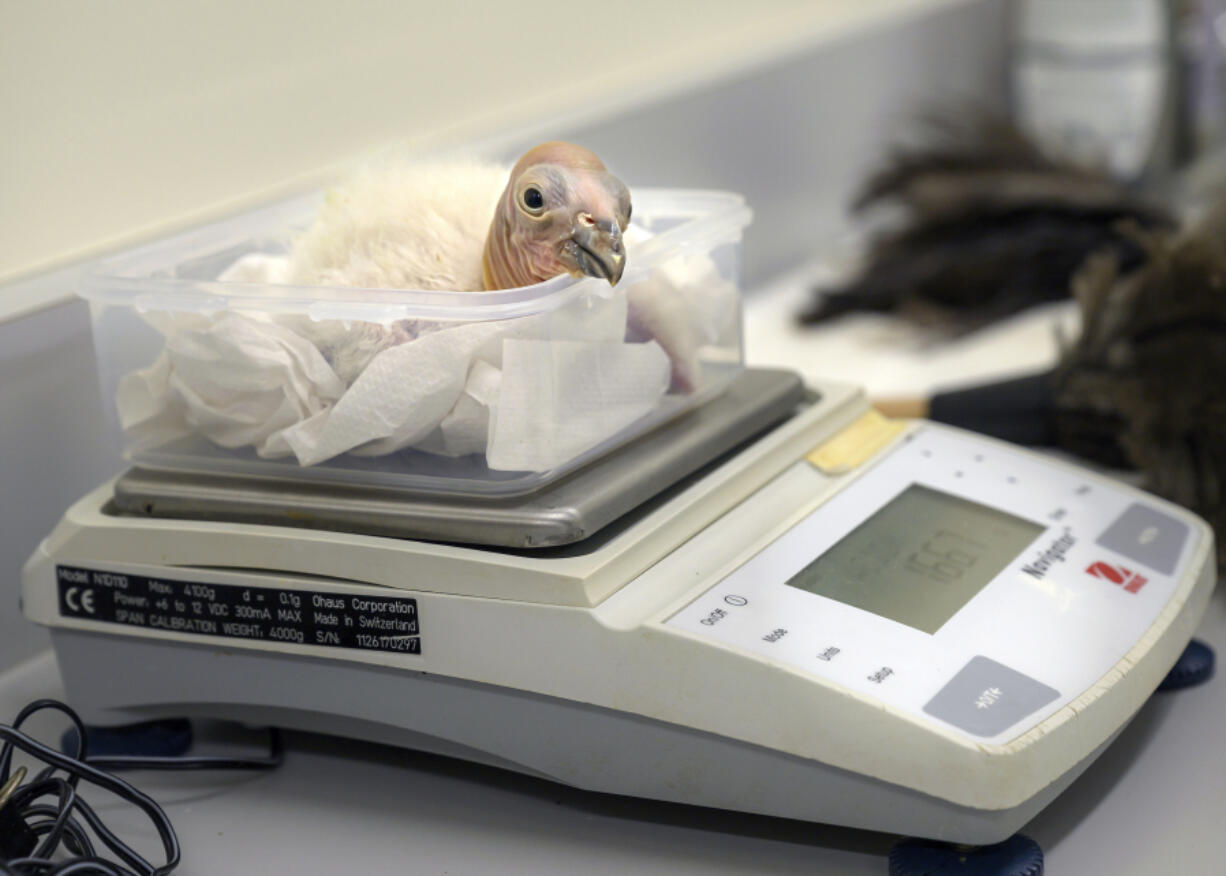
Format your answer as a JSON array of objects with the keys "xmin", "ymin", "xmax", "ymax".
[{"xmin": 569, "ymin": 217, "xmax": 625, "ymax": 286}]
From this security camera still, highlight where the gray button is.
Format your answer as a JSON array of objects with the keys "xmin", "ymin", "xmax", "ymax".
[
  {"xmin": 1096, "ymin": 503, "xmax": 1189, "ymax": 575},
  {"xmin": 923, "ymin": 656, "xmax": 1059, "ymax": 738}
]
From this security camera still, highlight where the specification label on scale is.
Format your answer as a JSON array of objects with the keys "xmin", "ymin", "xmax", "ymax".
[{"xmin": 55, "ymin": 565, "xmax": 421, "ymax": 655}]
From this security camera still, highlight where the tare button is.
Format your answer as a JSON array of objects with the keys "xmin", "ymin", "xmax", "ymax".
[{"xmin": 923, "ymin": 656, "xmax": 1059, "ymax": 738}]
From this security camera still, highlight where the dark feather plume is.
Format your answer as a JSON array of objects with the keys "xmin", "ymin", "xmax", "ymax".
[
  {"xmin": 1053, "ymin": 204, "xmax": 1226, "ymax": 565},
  {"xmin": 800, "ymin": 112, "xmax": 1175, "ymax": 330}
]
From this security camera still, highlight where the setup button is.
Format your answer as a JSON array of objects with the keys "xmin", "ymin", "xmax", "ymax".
[{"xmin": 923, "ymin": 656, "xmax": 1059, "ymax": 738}]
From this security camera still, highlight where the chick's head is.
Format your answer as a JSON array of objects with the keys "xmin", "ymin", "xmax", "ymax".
[{"xmin": 483, "ymin": 142, "xmax": 631, "ymax": 290}]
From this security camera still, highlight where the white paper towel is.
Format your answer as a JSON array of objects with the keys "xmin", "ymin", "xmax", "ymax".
[
  {"xmin": 416, "ymin": 358, "xmax": 502, "ymax": 458},
  {"xmin": 116, "ymin": 260, "xmax": 654, "ymax": 469},
  {"xmin": 116, "ymin": 225, "xmax": 722, "ymax": 472},
  {"xmin": 117, "ymin": 310, "xmax": 347, "ymax": 451},
  {"xmin": 487, "ymin": 339, "xmax": 670, "ymax": 471}
]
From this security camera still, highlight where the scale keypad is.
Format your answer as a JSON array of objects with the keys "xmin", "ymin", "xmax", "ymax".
[{"xmin": 666, "ymin": 424, "xmax": 1201, "ymax": 745}]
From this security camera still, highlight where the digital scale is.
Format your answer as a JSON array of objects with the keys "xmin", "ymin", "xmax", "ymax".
[{"xmin": 19, "ymin": 369, "xmax": 1216, "ymax": 847}]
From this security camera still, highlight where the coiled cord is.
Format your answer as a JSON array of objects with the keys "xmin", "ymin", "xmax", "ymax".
[{"xmin": 0, "ymin": 699, "xmax": 281, "ymax": 875}]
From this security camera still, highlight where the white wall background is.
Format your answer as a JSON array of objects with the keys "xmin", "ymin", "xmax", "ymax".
[
  {"xmin": 0, "ymin": 0, "xmax": 1008, "ymax": 670},
  {"xmin": 1, "ymin": 0, "xmax": 985, "ymax": 290}
]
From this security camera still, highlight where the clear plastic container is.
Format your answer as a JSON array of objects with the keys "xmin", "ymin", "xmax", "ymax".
[{"xmin": 82, "ymin": 188, "xmax": 751, "ymax": 496}]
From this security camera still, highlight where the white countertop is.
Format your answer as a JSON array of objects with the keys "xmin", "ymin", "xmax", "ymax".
[{"xmin": 743, "ymin": 258, "xmax": 1081, "ymax": 400}]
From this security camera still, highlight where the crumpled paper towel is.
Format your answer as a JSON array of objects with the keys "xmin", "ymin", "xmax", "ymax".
[
  {"xmin": 416, "ymin": 358, "xmax": 501, "ymax": 458},
  {"xmin": 117, "ymin": 256, "xmax": 674, "ymax": 470},
  {"xmin": 116, "ymin": 222, "xmax": 727, "ymax": 472},
  {"xmin": 116, "ymin": 310, "xmax": 347, "ymax": 451},
  {"xmin": 262, "ymin": 289, "xmax": 639, "ymax": 466}
]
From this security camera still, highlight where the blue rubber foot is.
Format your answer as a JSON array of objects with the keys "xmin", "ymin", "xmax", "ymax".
[
  {"xmin": 889, "ymin": 834, "xmax": 1043, "ymax": 876},
  {"xmin": 61, "ymin": 718, "xmax": 193, "ymax": 759},
  {"xmin": 1158, "ymin": 639, "xmax": 1215, "ymax": 692}
]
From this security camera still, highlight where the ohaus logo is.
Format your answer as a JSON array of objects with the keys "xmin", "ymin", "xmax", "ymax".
[{"xmin": 1085, "ymin": 561, "xmax": 1148, "ymax": 594}]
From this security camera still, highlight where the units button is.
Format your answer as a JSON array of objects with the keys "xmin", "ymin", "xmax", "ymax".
[{"xmin": 923, "ymin": 656, "xmax": 1059, "ymax": 738}]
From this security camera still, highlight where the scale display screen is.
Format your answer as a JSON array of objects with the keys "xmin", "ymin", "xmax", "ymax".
[{"xmin": 786, "ymin": 485, "xmax": 1044, "ymax": 633}]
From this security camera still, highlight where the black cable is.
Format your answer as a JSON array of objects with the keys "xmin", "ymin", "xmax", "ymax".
[
  {"xmin": 0, "ymin": 699, "xmax": 282, "ymax": 875},
  {"xmin": 0, "ymin": 700, "xmax": 89, "ymax": 784}
]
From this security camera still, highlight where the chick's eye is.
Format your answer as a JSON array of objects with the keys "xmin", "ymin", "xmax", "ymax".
[{"xmin": 522, "ymin": 187, "xmax": 544, "ymax": 211}]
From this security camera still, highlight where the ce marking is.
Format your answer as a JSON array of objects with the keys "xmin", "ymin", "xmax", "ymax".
[{"xmin": 65, "ymin": 587, "xmax": 97, "ymax": 615}]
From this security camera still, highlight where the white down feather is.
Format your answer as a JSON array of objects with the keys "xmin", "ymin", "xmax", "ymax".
[
  {"xmin": 275, "ymin": 161, "xmax": 511, "ymax": 382},
  {"xmin": 287, "ymin": 160, "xmax": 510, "ymax": 292}
]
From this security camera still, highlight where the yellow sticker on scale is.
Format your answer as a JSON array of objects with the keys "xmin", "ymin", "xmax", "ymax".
[{"xmin": 806, "ymin": 409, "xmax": 905, "ymax": 475}]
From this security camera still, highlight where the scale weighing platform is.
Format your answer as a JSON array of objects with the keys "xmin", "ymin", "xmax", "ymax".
[{"xmin": 19, "ymin": 369, "xmax": 1216, "ymax": 847}]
